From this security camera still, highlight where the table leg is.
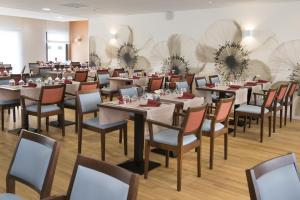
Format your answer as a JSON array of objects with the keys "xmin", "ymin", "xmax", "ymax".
[{"xmin": 118, "ymin": 113, "xmax": 161, "ymax": 175}]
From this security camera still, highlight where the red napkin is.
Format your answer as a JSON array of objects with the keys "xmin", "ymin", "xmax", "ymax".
[
  {"xmin": 64, "ymin": 80, "xmax": 72, "ymax": 84},
  {"xmin": 140, "ymin": 99, "xmax": 161, "ymax": 107},
  {"xmin": 257, "ymin": 80, "xmax": 268, "ymax": 83},
  {"xmin": 28, "ymin": 82, "xmax": 37, "ymax": 87},
  {"xmin": 132, "ymin": 76, "xmax": 140, "ymax": 79},
  {"xmin": 178, "ymin": 92, "xmax": 195, "ymax": 99},
  {"xmin": 151, "ymin": 75, "xmax": 158, "ymax": 78},
  {"xmin": 244, "ymin": 82, "xmax": 257, "ymax": 86},
  {"xmin": 229, "ymin": 85, "xmax": 242, "ymax": 89},
  {"xmin": 117, "ymin": 96, "xmax": 124, "ymax": 104},
  {"xmin": 206, "ymin": 83, "xmax": 215, "ymax": 88}
]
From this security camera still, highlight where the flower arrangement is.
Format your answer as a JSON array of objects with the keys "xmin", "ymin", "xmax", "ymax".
[
  {"xmin": 215, "ymin": 41, "xmax": 249, "ymax": 81},
  {"xmin": 117, "ymin": 42, "xmax": 139, "ymax": 69}
]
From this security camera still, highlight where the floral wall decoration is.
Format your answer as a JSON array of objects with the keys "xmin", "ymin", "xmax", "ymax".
[
  {"xmin": 152, "ymin": 34, "xmax": 202, "ymax": 75},
  {"xmin": 196, "ymin": 19, "xmax": 276, "ymax": 81}
]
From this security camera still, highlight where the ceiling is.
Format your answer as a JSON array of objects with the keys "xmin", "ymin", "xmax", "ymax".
[{"xmin": 0, "ymin": 0, "xmax": 299, "ymax": 21}]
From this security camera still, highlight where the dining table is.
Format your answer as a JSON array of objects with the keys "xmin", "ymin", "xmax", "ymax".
[
  {"xmin": 98, "ymin": 100, "xmax": 176, "ymax": 175},
  {"xmin": 109, "ymin": 77, "xmax": 149, "ymax": 90}
]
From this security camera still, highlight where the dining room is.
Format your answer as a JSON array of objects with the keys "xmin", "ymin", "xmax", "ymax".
[{"xmin": 0, "ymin": 0, "xmax": 300, "ymax": 200}]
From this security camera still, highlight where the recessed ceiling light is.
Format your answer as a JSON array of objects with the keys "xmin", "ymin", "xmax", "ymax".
[{"xmin": 42, "ymin": 8, "xmax": 51, "ymax": 11}]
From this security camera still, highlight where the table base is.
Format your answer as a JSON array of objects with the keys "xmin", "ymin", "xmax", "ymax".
[
  {"xmin": 8, "ymin": 128, "xmax": 38, "ymax": 135},
  {"xmin": 49, "ymin": 120, "xmax": 75, "ymax": 128},
  {"xmin": 151, "ymin": 148, "xmax": 177, "ymax": 158},
  {"xmin": 118, "ymin": 160, "xmax": 161, "ymax": 175}
]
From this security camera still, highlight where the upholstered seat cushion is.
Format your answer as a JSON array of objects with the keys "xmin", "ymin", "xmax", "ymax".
[
  {"xmin": 145, "ymin": 128, "xmax": 197, "ymax": 146},
  {"xmin": 0, "ymin": 193, "xmax": 23, "ymax": 200},
  {"xmin": 0, "ymin": 99, "xmax": 19, "ymax": 106},
  {"xmin": 26, "ymin": 104, "xmax": 61, "ymax": 113},
  {"xmin": 101, "ymin": 87, "xmax": 118, "ymax": 93},
  {"xmin": 235, "ymin": 105, "xmax": 269, "ymax": 114},
  {"xmin": 64, "ymin": 99, "xmax": 76, "ymax": 107},
  {"xmin": 201, "ymin": 119, "xmax": 225, "ymax": 132},
  {"xmin": 83, "ymin": 117, "xmax": 127, "ymax": 130}
]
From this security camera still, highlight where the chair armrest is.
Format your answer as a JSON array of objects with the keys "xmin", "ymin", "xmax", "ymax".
[
  {"xmin": 20, "ymin": 95, "xmax": 39, "ymax": 102},
  {"xmin": 42, "ymin": 195, "xmax": 67, "ymax": 200},
  {"xmin": 147, "ymin": 119, "xmax": 181, "ymax": 131}
]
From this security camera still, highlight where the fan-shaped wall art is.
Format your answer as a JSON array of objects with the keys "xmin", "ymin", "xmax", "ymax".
[
  {"xmin": 151, "ymin": 34, "xmax": 203, "ymax": 75},
  {"xmin": 196, "ymin": 19, "xmax": 276, "ymax": 82}
]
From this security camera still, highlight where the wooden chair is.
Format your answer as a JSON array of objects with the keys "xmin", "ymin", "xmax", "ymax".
[
  {"xmin": 185, "ymin": 73, "xmax": 195, "ymax": 92},
  {"xmin": 202, "ymin": 97, "xmax": 235, "ymax": 169},
  {"xmin": 246, "ymin": 153, "xmax": 300, "ymax": 200},
  {"xmin": 21, "ymin": 84, "xmax": 66, "ymax": 136},
  {"xmin": 74, "ymin": 71, "xmax": 88, "ymax": 82},
  {"xmin": 145, "ymin": 105, "xmax": 207, "ymax": 191},
  {"xmin": 284, "ymin": 82, "xmax": 298, "ymax": 125},
  {"xmin": 272, "ymin": 84, "xmax": 289, "ymax": 133},
  {"xmin": 208, "ymin": 75, "xmax": 220, "ymax": 84},
  {"xmin": 234, "ymin": 89, "xmax": 277, "ymax": 143},
  {"xmin": 175, "ymin": 81, "xmax": 190, "ymax": 92},
  {"xmin": 112, "ymin": 68, "xmax": 125, "ymax": 77},
  {"xmin": 0, "ymin": 129, "xmax": 60, "ymax": 199},
  {"xmin": 168, "ymin": 75, "xmax": 182, "ymax": 90},
  {"xmin": 41, "ymin": 154, "xmax": 139, "ymax": 200},
  {"xmin": 147, "ymin": 77, "xmax": 164, "ymax": 92},
  {"xmin": 64, "ymin": 82, "xmax": 99, "ymax": 132},
  {"xmin": 77, "ymin": 90, "xmax": 128, "ymax": 161},
  {"xmin": 96, "ymin": 71, "xmax": 110, "ymax": 88}
]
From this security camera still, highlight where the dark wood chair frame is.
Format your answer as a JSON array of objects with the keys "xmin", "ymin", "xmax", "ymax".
[
  {"xmin": 246, "ymin": 153, "xmax": 300, "ymax": 200},
  {"xmin": 234, "ymin": 89, "xmax": 277, "ymax": 143},
  {"xmin": 74, "ymin": 71, "xmax": 88, "ymax": 82},
  {"xmin": 144, "ymin": 105, "xmax": 207, "ymax": 191},
  {"xmin": 77, "ymin": 90, "xmax": 128, "ymax": 161},
  {"xmin": 6, "ymin": 129, "xmax": 60, "ymax": 199},
  {"xmin": 185, "ymin": 73, "xmax": 195, "ymax": 92},
  {"xmin": 208, "ymin": 75, "xmax": 220, "ymax": 84},
  {"xmin": 42, "ymin": 154, "xmax": 139, "ymax": 200},
  {"xmin": 202, "ymin": 97, "xmax": 235, "ymax": 169},
  {"xmin": 21, "ymin": 84, "xmax": 66, "ymax": 136},
  {"xmin": 147, "ymin": 77, "xmax": 164, "ymax": 93},
  {"xmin": 284, "ymin": 81, "xmax": 298, "ymax": 125}
]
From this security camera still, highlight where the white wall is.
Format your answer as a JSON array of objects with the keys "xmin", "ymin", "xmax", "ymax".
[{"xmin": 0, "ymin": 15, "xmax": 69, "ymax": 73}]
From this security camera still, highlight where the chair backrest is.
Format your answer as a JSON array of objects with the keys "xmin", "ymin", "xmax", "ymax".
[
  {"xmin": 276, "ymin": 84, "xmax": 289, "ymax": 102},
  {"xmin": 246, "ymin": 153, "xmax": 300, "ymax": 200},
  {"xmin": 97, "ymin": 69, "xmax": 109, "ymax": 74},
  {"xmin": 71, "ymin": 62, "xmax": 81, "ymax": 68},
  {"xmin": 10, "ymin": 74, "xmax": 29, "ymax": 83},
  {"xmin": 215, "ymin": 97, "xmax": 235, "ymax": 122},
  {"xmin": 75, "ymin": 71, "xmax": 88, "ymax": 82},
  {"xmin": 79, "ymin": 82, "xmax": 98, "ymax": 92},
  {"xmin": 0, "ymin": 77, "xmax": 10, "ymax": 85},
  {"xmin": 66, "ymin": 155, "xmax": 139, "ymax": 200},
  {"xmin": 263, "ymin": 89, "xmax": 277, "ymax": 109},
  {"xmin": 181, "ymin": 105, "xmax": 207, "ymax": 136},
  {"xmin": 209, "ymin": 75, "xmax": 220, "ymax": 84},
  {"xmin": 112, "ymin": 68, "xmax": 125, "ymax": 77},
  {"xmin": 148, "ymin": 77, "xmax": 164, "ymax": 92},
  {"xmin": 287, "ymin": 82, "xmax": 298, "ymax": 98},
  {"xmin": 120, "ymin": 87, "xmax": 139, "ymax": 98},
  {"xmin": 7, "ymin": 129, "xmax": 60, "ymax": 198},
  {"xmin": 195, "ymin": 77, "xmax": 207, "ymax": 87},
  {"xmin": 170, "ymin": 75, "xmax": 181, "ymax": 83},
  {"xmin": 176, "ymin": 81, "xmax": 190, "ymax": 92},
  {"xmin": 40, "ymin": 84, "xmax": 66, "ymax": 105},
  {"xmin": 185, "ymin": 73, "xmax": 195, "ymax": 85},
  {"xmin": 97, "ymin": 73, "xmax": 110, "ymax": 85},
  {"xmin": 77, "ymin": 90, "xmax": 102, "ymax": 114}
]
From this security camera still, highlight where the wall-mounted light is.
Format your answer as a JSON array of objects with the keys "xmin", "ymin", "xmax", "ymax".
[
  {"xmin": 74, "ymin": 36, "xmax": 82, "ymax": 43},
  {"xmin": 244, "ymin": 29, "xmax": 254, "ymax": 38},
  {"xmin": 109, "ymin": 31, "xmax": 117, "ymax": 45}
]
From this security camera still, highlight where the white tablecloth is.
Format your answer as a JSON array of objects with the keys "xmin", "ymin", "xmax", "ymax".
[{"xmin": 160, "ymin": 94, "xmax": 205, "ymax": 110}]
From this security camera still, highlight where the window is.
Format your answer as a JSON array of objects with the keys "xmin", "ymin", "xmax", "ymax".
[
  {"xmin": 46, "ymin": 31, "xmax": 69, "ymax": 63},
  {"xmin": 0, "ymin": 30, "xmax": 22, "ymax": 72}
]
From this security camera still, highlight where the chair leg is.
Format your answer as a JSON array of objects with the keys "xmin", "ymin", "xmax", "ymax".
[
  {"xmin": 8, "ymin": 109, "xmax": 10, "ymax": 115},
  {"xmin": 13, "ymin": 107, "xmax": 16, "ymax": 123},
  {"xmin": 37, "ymin": 115, "xmax": 41, "ymax": 134},
  {"xmin": 284, "ymin": 105, "xmax": 288, "ymax": 126},
  {"xmin": 1, "ymin": 108, "xmax": 4, "ymax": 131},
  {"xmin": 119, "ymin": 128, "xmax": 122, "ymax": 144},
  {"xmin": 177, "ymin": 152, "xmax": 182, "ymax": 191},
  {"xmin": 196, "ymin": 146, "xmax": 201, "ymax": 177},
  {"xmin": 75, "ymin": 111, "xmax": 78, "ymax": 133},
  {"xmin": 290, "ymin": 103, "xmax": 293, "ymax": 122},
  {"xmin": 280, "ymin": 109, "xmax": 283, "ymax": 128},
  {"xmin": 249, "ymin": 117, "xmax": 251, "ymax": 128},
  {"xmin": 100, "ymin": 134, "xmax": 106, "ymax": 161},
  {"xmin": 165, "ymin": 150, "xmax": 169, "ymax": 168},
  {"xmin": 268, "ymin": 116, "xmax": 272, "ymax": 137},
  {"xmin": 144, "ymin": 140, "xmax": 150, "ymax": 179},
  {"xmin": 94, "ymin": 111, "xmax": 97, "ymax": 118},
  {"xmin": 260, "ymin": 117, "xmax": 264, "ymax": 143},
  {"xmin": 109, "ymin": 93, "xmax": 113, "ymax": 101},
  {"xmin": 46, "ymin": 117, "xmax": 49, "ymax": 132},
  {"xmin": 78, "ymin": 124, "xmax": 82, "ymax": 153},
  {"xmin": 123, "ymin": 126, "xmax": 127, "ymax": 156},
  {"xmin": 234, "ymin": 114, "xmax": 238, "ymax": 137},
  {"xmin": 273, "ymin": 109, "xmax": 276, "ymax": 133},
  {"xmin": 243, "ymin": 116, "xmax": 246, "ymax": 132},
  {"xmin": 61, "ymin": 113, "xmax": 65, "ymax": 137},
  {"xmin": 209, "ymin": 137, "xmax": 215, "ymax": 170},
  {"xmin": 224, "ymin": 133, "xmax": 228, "ymax": 160}
]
